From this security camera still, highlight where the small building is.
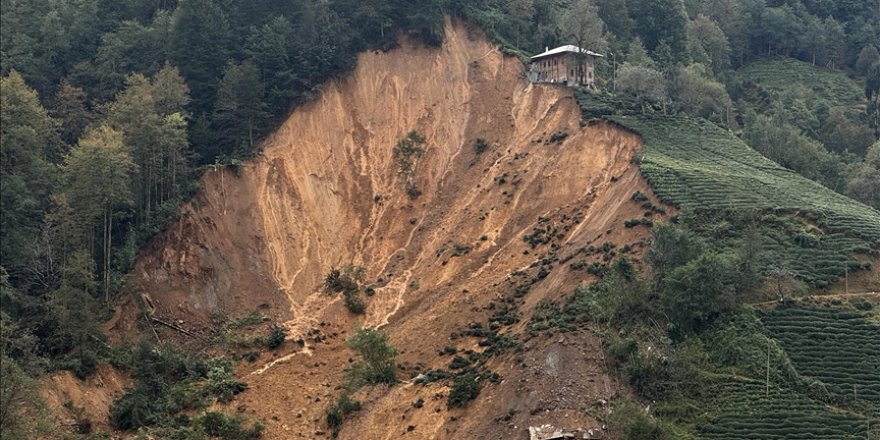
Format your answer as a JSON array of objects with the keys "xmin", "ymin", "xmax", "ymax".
[{"xmin": 527, "ymin": 45, "xmax": 603, "ymax": 89}]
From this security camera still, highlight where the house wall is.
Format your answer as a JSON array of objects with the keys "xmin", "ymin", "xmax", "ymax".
[{"xmin": 529, "ymin": 54, "xmax": 596, "ymax": 88}]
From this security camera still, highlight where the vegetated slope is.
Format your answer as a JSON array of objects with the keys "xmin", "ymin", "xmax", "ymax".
[
  {"xmin": 610, "ymin": 115, "xmax": 880, "ymax": 288},
  {"xmin": 130, "ymin": 19, "xmax": 668, "ymax": 439},
  {"xmin": 700, "ymin": 377, "xmax": 871, "ymax": 440},
  {"xmin": 598, "ymin": 114, "xmax": 880, "ymax": 439},
  {"xmin": 734, "ymin": 57, "xmax": 865, "ymax": 112},
  {"xmin": 761, "ymin": 306, "xmax": 880, "ymax": 405}
]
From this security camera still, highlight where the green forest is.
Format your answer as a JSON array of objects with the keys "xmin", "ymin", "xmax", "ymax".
[{"xmin": 1, "ymin": 0, "xmax": 879, "ymax": 438}]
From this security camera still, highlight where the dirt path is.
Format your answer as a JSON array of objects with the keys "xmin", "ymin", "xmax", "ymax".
[{"xmin": 750, "ymin": 291, "xmax": 879, "ymax": 307}]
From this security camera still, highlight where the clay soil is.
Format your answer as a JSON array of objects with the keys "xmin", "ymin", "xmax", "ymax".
[{"xmin": 93, "ymin": 18, "xmax": 674, "ymax": 439}]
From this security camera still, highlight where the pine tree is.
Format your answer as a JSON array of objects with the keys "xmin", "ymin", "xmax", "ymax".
[
  {"xmin": 213, "ymin": 61, "xmax": 269, "ymax": 157},
  {"xmin": 169, "ymin": 0, "xmax": 231, "ymax": 113}
]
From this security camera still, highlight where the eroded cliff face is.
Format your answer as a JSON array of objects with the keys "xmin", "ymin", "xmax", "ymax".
[{"xmin": 128, "ymin": 18, "xmax": 668, "ymax": 439}]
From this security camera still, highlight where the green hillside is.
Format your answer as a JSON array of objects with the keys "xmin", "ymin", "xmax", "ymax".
[
  {"xmin": 761, "ymin": 306, "xmax": 880, "ymax": 405},
  {"xmin": 699, "ymin": 376, "xmax": 871, "ymax": 440},
  {"xmin": 608, "ymin": 115, "xmax": 880, "ymax": 288},
  {"xmin": 734, "ymin": 58, "xmax": 865, "ymax": 112},
  {"xmin": 585, "ymin": 113, "xmax": 880, "ymax": 439}
]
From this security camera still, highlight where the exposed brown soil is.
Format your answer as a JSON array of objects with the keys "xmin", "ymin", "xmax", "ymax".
[
  {"xmin": 40, "ymin": 363, "xmax": 130, "ymax": 434},
  {"xmin": 88, "ymin": 18, "xmax": 675, "ymax": 439}
]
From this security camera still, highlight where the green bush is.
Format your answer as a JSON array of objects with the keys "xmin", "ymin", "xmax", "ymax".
[
  {"xmin": 199, "ymin": 411, "xmax": 263, "ymax": 440},
  {"xmin": 265, "ymin": 326, "xmax": 286, "ymax": 349},
  {"xmin": 343, "ymin": 290, "xmax": 366, "ymax": 315},
  {"xmin": 109, "ymin": 342, "xmax": 255, "ymax": 432},
  {"xmin": 609, "ymin": 399, "xmax": 674, "ymax": 440},
  {"xmin": 604, "ymin": 336, "xmax": 638, "ymax": 369},
  {"xmin": 662, "ymin": 253, "xmax": 738, "ymax": 336},
  {"xmin": 205, "ymin": 366, "xmax": 248, "ymax": 403},
  {"xmin": 324, "ymin": 265, "xmax": 368, "ymax": 314},
  {"xmin": 474, "ymin": 138, "xmax": 488, "ymax": 155},
  {"xmin": 447, "ymin": 370, "xmax": 483, "ymax": 408},
  {"xmin": 346, "ymin": 328, "xmax": 398, "ymax": 386},
  {"xmin": 326, "ymin": 395, "xmax": 361, "ymax": 438},
  {"xmin": 54, "ymin": 349, "xmax": 99, "ymax": 379}
]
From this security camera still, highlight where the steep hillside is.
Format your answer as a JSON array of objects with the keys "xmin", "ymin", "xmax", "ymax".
[
  {"xmin": 129, "ymin": 19, "xmax": 668, "ymax": 439},
  {"xmin": 612, "ymin": 115, "xmax": 880, "ymax": 289}
]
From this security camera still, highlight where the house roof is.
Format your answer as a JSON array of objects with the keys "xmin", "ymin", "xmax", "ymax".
[{"xmin": 530, "ymin": 45, "xmax": 604, "ymax": 60}]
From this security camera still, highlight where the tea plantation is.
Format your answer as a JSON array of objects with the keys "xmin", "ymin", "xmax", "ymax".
[
  {"xmin": 733, "ymin": 58, "xmax": 865, "ymax": 112},
  {"xmin": 608, "ymin": 115, "xmax": 880, "ymax": 288},
  {"xmin": 699, "ymin": 377, "xmax": 872, "ymax": 440},
  {"xmin": 761, "ymin": 306, "xmax": 880, "ymax": 405}
]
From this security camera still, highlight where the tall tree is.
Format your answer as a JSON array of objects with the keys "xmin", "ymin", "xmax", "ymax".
[
  {"xmin": 213, "ymin": 61, "xmax": 269, "ymax": 157},
  {"xmin": 662, "ymin": 253, "xmax": 737, "ymax": 335},
  {"xmin": 244, "ymin": 16, "xmax": 295, "ymax": 117},
  {"xmin": 667, "ymin": 64, "xmax": 732, "ymax": 123},
  {"xmin": 64, "ymin": 125, "xmax": 136, "ymax": 303},
  {"xmin": 0, "ymin": 71, "xmax": 62, "ymax": 280},
  {"xmin": 50, "ymin": 79, "xmax": 93, "ymax": 146},
  {"xmin": 169, "ymin": 0, "xmax": 231, "ymax": 113},
  {"xmin": 687, "ymin": 15, "xmax": 730, "ymax": 75},
  {"xmin": 629, "ymin": 0, "xmax": 690, "ymax": 65},
  {"xmin": 106, "ymin": 66, "xmax": 190, "ymax": 228},
  {"xmin": 559, "ymin": 0, "xmax": 608, "ymax": 86},
  {"xmin": 596, "ymin": 0, "xmax": 635, "ymax": 43},
  {"xmin": 855, "ymin": 45, "xmax": 880, "ymax": 76},
  {"xmin": 616, "ymin": 63, "xmax": 667, "ymax": 105},
  {"xmin": 46, "ymin": 251, "xmax": 104, "ymax": 377}
]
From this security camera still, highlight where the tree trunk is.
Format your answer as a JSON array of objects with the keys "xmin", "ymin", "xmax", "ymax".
[{"xmin": 104, "ymin": 206, "xmax": 111, "ymax": 306}]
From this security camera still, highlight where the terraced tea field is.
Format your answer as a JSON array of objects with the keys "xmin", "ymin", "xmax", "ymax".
[
  {"xmin": 761, "ymin": 306, "xmax": 880, "ymax": 405},
  {"xmin": 700, "ymin": 377, "xmax": 874, "ymax": 440},
  {"xmin": 734, "ymin": 58, "xmax": 865, "ymax": 112},
  {"xmin": 607, "ymin": 115, "xmax": 880, "ymax": 287}
]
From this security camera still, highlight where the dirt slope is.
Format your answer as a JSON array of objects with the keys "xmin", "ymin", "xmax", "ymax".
[
  {"xmin": 131, "ymin": 18, "xmax": 670, "ymax": 439},
  {"xmin": 41, "ymin": 364, "xmax": 129, "ymax": 433}
]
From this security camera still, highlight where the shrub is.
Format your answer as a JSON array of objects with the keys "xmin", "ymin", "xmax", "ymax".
[
  {"xmin": 548, "ymin": 131, "xmax": 569, "ymax": 143},
  {"xmin": 324, "ymin": 268, "xmax": 343, "ymax": 292},
  {"xmin": 631, "ymin": 191, "xmax": 649, "ymax": 202},
  {"xmin": 662, "ymin": 253, "xmax": 738, "ymax": 336},
  {"xmin": 474, "ymin": 138, "xmax": 488, "ymax": 154},
  {"xmin": 448, "ymin": 356, "xmax": 470, "ymax": 370},
  {"xmin": 54, "ymin": 350, "xmax": 99, "ymax": 379},
  {"xmin": 447, "ymin": 371, "xmax": 483, "ymax": 408},
  {"xmin": 324, "ymin": 265, "xmax": 368, "ymax": 314},
  {"xmin": 604, "ymin": 336, "xmax": 638, "ymax": 369},
  {"xmin": 346, "ymin": 328, "xmax": 398, "ymax": 386},
  {"xmin": 265, "ymin": 326, "xmax": 286, "ymax": 349},
  {"xmin": 326, "ymin": 395, "xmax": 361, "ymax": 438},
  {"xmin": 110, "ymin": 346, "xmax": 258, "ymax": 434},
  {"xmin": 647, "ymin": 222, "xmax": 704, "ymax": 284},
  {"xmin": 199, "ymin": 411, "xmax": 263, "ymax": 440},
  {"xmin": 205, "ymin": 366, "xmax": 248, "ymax": 403},
  {"xmin": 109, "ymin": 385, "xmax": 158, "ymax": 430},
  {"xmin": 343, "ymin": 290, "xmax": 366, "ymax": 314},
  {"xmin": 394, "ymin": 131, "xmax": 427, "ymax": 196},
  {"xmin": 609, "ymin": 399, "xmax": 674, "ymax": 440}
]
